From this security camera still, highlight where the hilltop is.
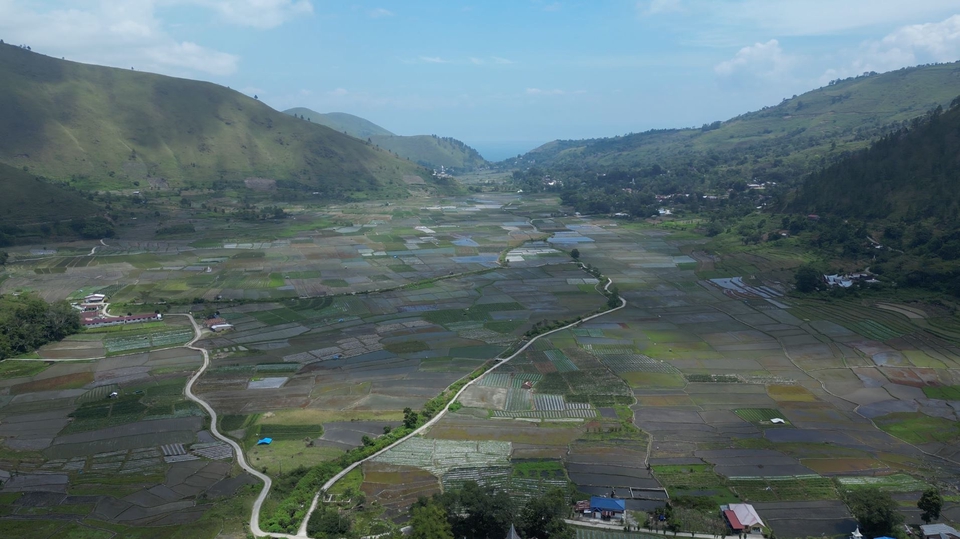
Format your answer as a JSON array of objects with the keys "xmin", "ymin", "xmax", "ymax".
[
  {"xmin": 284, "ymin": 108, "xmax": 487, "ymax": 171},
  {"xmin": 285, "ymin": 108, "xmax": 395, "ymax": 138},
  {"xmin": 514, "ymin": 62, "xmax": 960, "ymax": 186},
  {"xmin": 0, "ymin": 44, "xmax": 433, "ymax": 198}
]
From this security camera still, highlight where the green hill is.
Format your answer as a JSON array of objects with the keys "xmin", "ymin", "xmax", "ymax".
[
  {"xmin": 284, "ymin": 108, "xmax": 487, "ymax": 171},
  {"xmin": 795, "ymin": 97, "xmax": 960, "ymax": 222},
  {"xmin": 0, "ymin": 163, "xmax": 100, "ymax": 225},
  {"xmin": 791, "ymin": 97, "xmax": 960, "ymax": 294},
  {"xmin": 0, "ymin": 162, "xmax": 107, "ymax": 244},
  {"xmin": 517, "ymin": 62, "xmax": 960, "ymax": 185},
  {"xmin": 284, "ymin": 108, "xmax": 395, "ymax": 138},
  {"xmin": 0, "ymin": 44, "xmax": 431, "ymax": 197},
  {"xmin": 370, "ymin": 134, "xmax": 486, "ymax": 171}
]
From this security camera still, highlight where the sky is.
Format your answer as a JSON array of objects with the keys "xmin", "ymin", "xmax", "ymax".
[{"xmin": 2, "ymin": 1, "xmax": 960, "ymax": 160}]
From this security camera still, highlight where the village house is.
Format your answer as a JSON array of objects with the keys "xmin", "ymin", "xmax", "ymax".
[
  {"xmin": 922, "ymin": 523, "xmax": 960, "ymax": 539},
  {"xmin": 203, "ymin": 317, "xmax": 233, "ymax": 332},
  {"xmin": 585, "ymin": 497, "xmax": 625, "ymax": 520},
  {"xmin": 720, "ymin": 503, "xmax": 765, "ymax": 535}
]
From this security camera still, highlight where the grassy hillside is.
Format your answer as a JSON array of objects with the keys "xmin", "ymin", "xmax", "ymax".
[
  {"xmin": 519, "ymin": 62, "xmax": 960, "ymax": 179},
  {"xmin": 0, "ymin": 163, "xmax": 102, "ymax": 228},
  {"xmin": 285, "ymin": 108, "xmax": 395, "ymax": 138},
  {"xmin": 284, "ymin": 108, "xmax": 487, "ymax": 171},
  {"xmin": 0, "ymin": 44, "xmax": 431, "ymax": 197}
]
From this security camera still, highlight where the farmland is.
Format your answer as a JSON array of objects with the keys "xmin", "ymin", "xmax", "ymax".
[{"xmin": 1, "ymin": 190, "xmax": 960, "ymax": 538}]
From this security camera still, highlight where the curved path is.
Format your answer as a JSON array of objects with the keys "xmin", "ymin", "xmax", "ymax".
[
  {"xmin": 298, "ymin": 273, "xmax": 626, "ymax": 536},
  {"xmin": 178, "ymin": 313, "xmax": 300, "ymax": 539},
  {"xmin": 177, "ymin": 270, "xmax": 625, "ymax": 539}
]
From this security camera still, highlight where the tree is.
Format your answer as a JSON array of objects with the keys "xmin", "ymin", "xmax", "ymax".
[
  {"xmin": 517, "ymin": 488, "xmax": 574, "ymax": 539},
  {"xmin": 794, "ymin": 264, "xmax": 821, "ymax": 293},
  {"xmin": 844, "ymin": 487, "xmax": 903, "ymax": 538},
  {"xmin": 306, "ymin": 506, "xmax": 352, "ymax": 538},
  {"xmin": 918, "ymin": 487, "xmax": 943, "ymax": 524},
  {"xmin": 410, "ymin": 500, "xmax": 454, "ymax": 539},
  {"xmin": 403, "ymin": 407, "xmax": 419, "ymax": 429},
  {"xmin": 570, "ymin": 248, "xmax": 580, "ymax": 260},
  {"xmin": 429, "ymin": 481, "xmax": 515, "ymax": 539},
  {"xmin": 0, "ymin": 251, "xmax": 7, "ymax": 265},
  {"xmin": 606, "ymin": 287, "xmax": 621, "ymax": 309}
]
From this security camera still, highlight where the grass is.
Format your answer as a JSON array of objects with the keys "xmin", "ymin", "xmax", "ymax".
[
  {"xmin": 922, "ymin": 385, "xmax": 960, "ymax": 400},
  {"xmin": 0, "ymin": 359, "xmax": 50, "ymax": 379},
  {"xmin": 874, "ymin": 412, "xmax": 960, "ymax": 444}
]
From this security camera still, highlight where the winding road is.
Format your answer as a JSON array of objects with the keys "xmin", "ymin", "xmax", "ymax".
[{"xmin": 178, "ymin": 271, "xmax": 626, "ymax": 539}]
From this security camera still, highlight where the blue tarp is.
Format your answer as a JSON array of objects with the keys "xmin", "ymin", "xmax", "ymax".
[
  {"xmin": 257, "ymin": 438, "xmax": 273, "ymax": 445},
  {"xmin": 590, "ymin": 497, "xmax": 625, "ymax": 512}
]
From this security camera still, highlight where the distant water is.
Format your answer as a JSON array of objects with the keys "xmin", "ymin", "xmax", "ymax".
[{"xmin": 469, "ymin": 140, "xmax": 546, "ymax": 162}]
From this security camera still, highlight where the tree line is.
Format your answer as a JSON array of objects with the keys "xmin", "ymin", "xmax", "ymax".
[{"xmin": 0, "ymin": 293, "xmax": 81, "ymax": 359}]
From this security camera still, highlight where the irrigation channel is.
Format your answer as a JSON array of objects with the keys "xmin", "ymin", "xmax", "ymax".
[{"xmin": 181, "ymin": 277, "xmax": 626, "ymax": 539}]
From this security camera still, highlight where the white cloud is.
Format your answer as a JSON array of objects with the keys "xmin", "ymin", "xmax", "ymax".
[
  {"xmin": 0, "ymin": 0, "xmax": 240, "ymax": 76},
  {"xmin": 469, "ymin": 57, "xmax": 485, "ymax": 65},
  {"xmin": 709, "ymin": 0, "xmax": 959, "ymax": 36},
  {"xmin": 542, "ymin": 3, "xmax": 561, "ymax": 12},
  {"xmin": 821, "ymin": 14, "xmax": 960, "ymax": 82},
  {"xmin": 328, "ymin": 88, "xmax": 349, "ymax": 96},
  {"xmin": 492, "ymin": 56, "xmax": 515, "ymax": 64},
  {"xmin": 714, "ymin": 39, "xmax": 791, "ymax": 79},
  {"xmin": 418, "ymin": 56, "xmax": 450, "ymax": 64},
  {"xmin": 147, "ymin": 41, "xmax": 238, "ymax": 75},
  {"xmin": 200, "ymin": 0, "xmax": 313, "ymax": 29},
  {"xmin": 368, "ymin": 7, "xmax": 394, "ymax": 19}
]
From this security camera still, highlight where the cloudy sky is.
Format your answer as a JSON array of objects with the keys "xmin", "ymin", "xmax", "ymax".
[{"xmin": 2, "ymin": 1, "xmax": 959, "ymax": 159}]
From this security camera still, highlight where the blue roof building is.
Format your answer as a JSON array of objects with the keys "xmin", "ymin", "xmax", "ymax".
[{"xmin": 589, "ymin": 497, "xmax": 625, "ymax": 513}]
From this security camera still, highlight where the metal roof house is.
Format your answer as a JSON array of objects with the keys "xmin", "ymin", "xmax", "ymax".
[
  {"xmin": 589, "ymin": 496, "xmax": 625, "ymax": 519},
  {"xmin": 721, "ymin": 504, "xmax": 765, "ymax": 534},
  {"xmin": 922, "ymin": 524, "xmax": 960, "ymax": 539}
]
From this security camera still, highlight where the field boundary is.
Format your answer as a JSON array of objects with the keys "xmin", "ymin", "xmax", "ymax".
[{"xmin": 301, "ymin": 276, "xmax": 627, "ymax": 536}]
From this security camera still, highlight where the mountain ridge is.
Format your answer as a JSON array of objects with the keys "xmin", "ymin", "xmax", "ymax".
[
  {"xmin": 0, "ymin": 44, "xmax": 432, "ymax": 198},
  {"xmin": 515, "ymin": 62, "xmax": 960, "ymax": 178},
  {"xmin": 284, "ymin": 107, "xmax": 487, "ymax": 171}
]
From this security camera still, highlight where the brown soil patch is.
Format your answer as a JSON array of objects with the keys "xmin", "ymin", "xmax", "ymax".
[
  {"xmin": 12, "ymin": 372, "xmax": 94, "ymax": 394},
  {"xmin": 767, "ymin": 385, "xmax": 818, "ymax": 402},
  {"xmin": 801, "ymin": 458, "xmax": 885, "ymax": 474}
]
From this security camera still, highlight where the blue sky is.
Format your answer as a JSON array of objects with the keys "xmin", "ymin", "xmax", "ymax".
[{"xmin": 2, "ymin": 1, "xmax": 959, "ymax": 159}]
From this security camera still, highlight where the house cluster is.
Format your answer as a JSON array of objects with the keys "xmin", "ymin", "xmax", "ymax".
[
  {"xmin": 82, "ymin": 312, "xmax": 162, "ymax": 328},
  {"xmin": 823, "ymin": 272, "xmax": 879, "ymax": 288}
]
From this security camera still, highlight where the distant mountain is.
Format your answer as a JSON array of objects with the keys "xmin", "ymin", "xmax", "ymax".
[
  {"xmin": 0, "ymin": 44, "xmax": 433, "ymax": 198},
  {"xmin": 514, "ymin": 62, "xmax": 960, "ymax": 185},
  {"xmin": 284, "ymin": 108, "xmax": 487, "ymax": 171},
  {"xmin": 285, "ymin": 108, "xmax": 395, "ymax": 138}
]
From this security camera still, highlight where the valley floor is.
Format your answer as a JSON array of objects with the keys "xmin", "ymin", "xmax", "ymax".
[{"xmin": 0, "ymin": 193, "xmax": 958, "ymax": 538}]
